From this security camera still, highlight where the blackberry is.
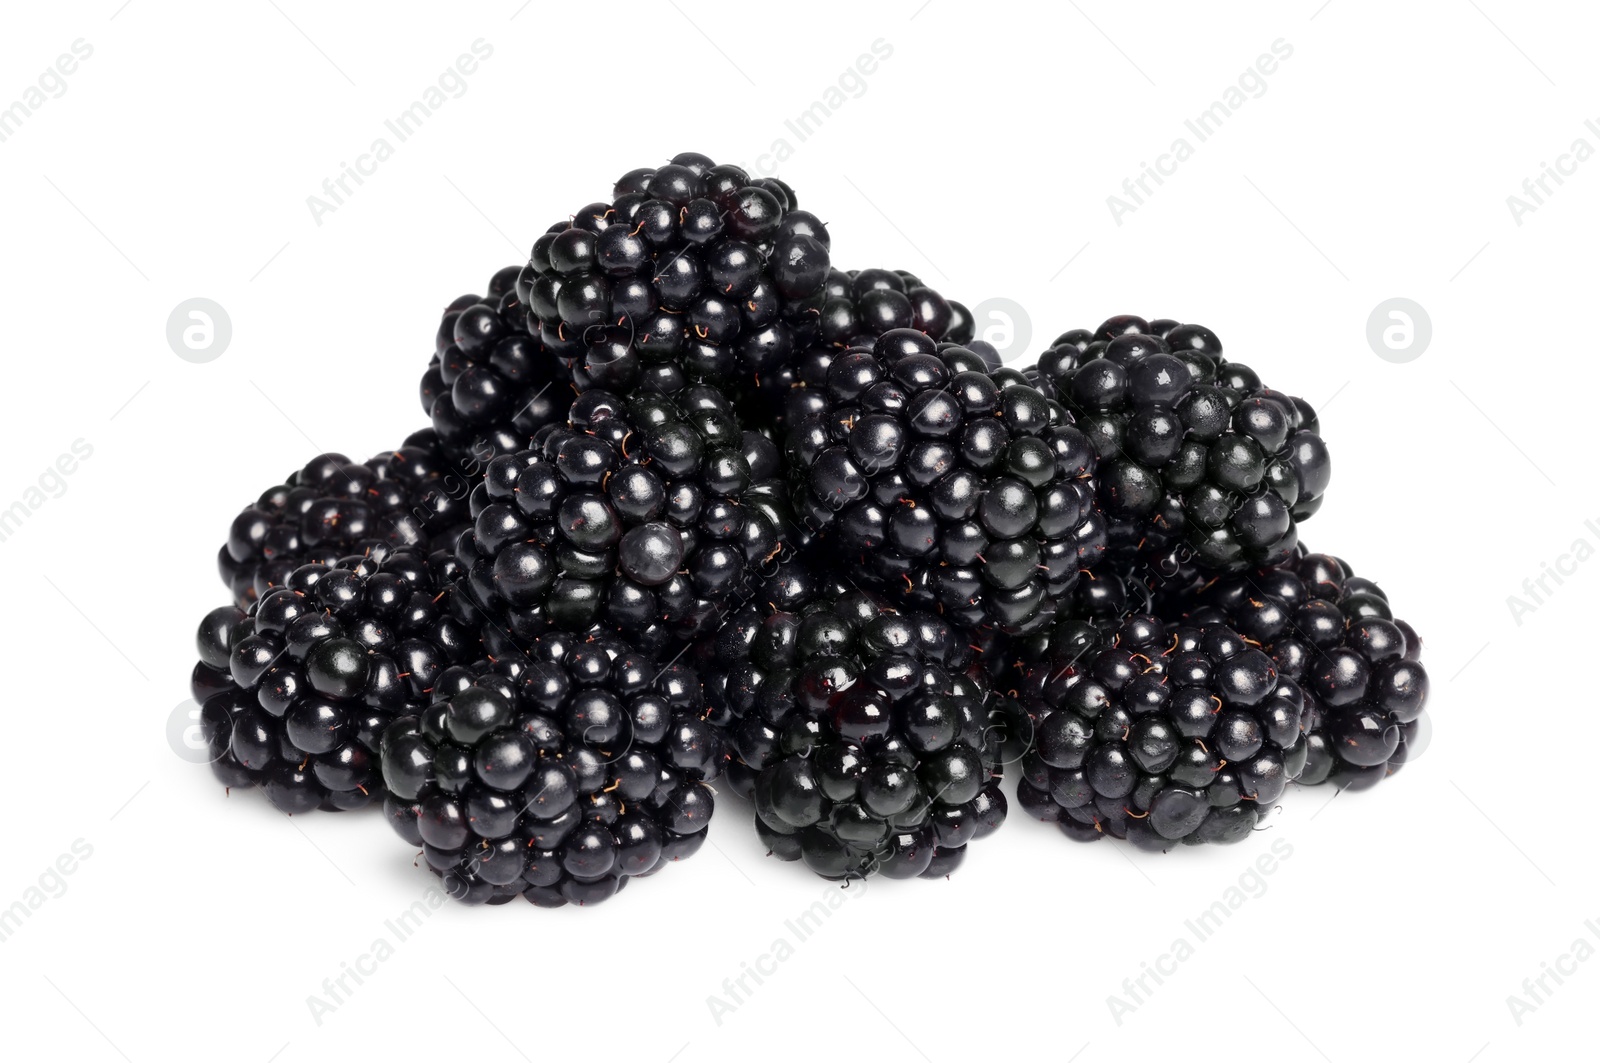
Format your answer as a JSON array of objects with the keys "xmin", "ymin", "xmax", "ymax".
[
  {"xmin": 515, "ymin": 152, "xmax": 833, "ymax": 399},
  {"xmin": 817, "ymin": 267, "xmax": 973, "ymax": 349},
  {"xmin": 189, "ymin": 548, "xmax": 478, "ymax": 813},
  {"xmin": 704, "ymin": 557, "xmax": 1007, "ymax": 880},
  {"xmin": 1031, "ymin": 315, "xmax": 1331, "ymax": 572},
  {"xmin": 758, "ymin": 266, "xmax": 974, "ymax": 424},
  {"xmin": 419, "ymin": 265, "xmax": 574, "ymax": 463},
  {"xmin": 379, "ymin": 628, "xmax": 723, "ymax": 906},
  {"xmin": 1010, "ymin": 613, "xmax": 1310, "ymax": 849},
  {"xmin": 217, "ymin": 438, "xmax": 470, "ymax": 608},
  {"xmin": 785, "ymin": 327, "xmax": 1104, "ymax": 634},
  {"xmin": 1166, "ymin": 550, "xmax": 1429, "ymax": 790},
  {"xmin": 457, "ymin": 385, "xmax": 798, "ymax": 654}
]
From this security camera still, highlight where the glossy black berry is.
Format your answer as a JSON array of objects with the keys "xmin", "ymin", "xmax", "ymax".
[
  {"xmin": 380, "ymin": 628, "xmax": 721, "ymax": 906},
  {"xmin": 701, "ymin": 556, "xmax": 1007, "ymax": 880},
  {"xmin": 1009, "ymin": 613, "xmax": 1310, "ymax": 848},
  {"xmin": 191, "ymin": 540, "xmax": 475, "ymax": 814},
  {"xmin": 218, "ymin": 444, "xmax": 471, "ymax": 608},
  {"xmin": 521, "ymin": 154, "xmax": 834, "ymax": 402},
  {"xmin": 1165, "ymin": 549, "xmax": 1430, "ymax": 792},
  {"xmin": 786, "ymin": 329, "xmax": 1104, "ymax": 634},
  {"xmin": 421, "ymin": 266, "xmax": 574, "ymax": 466},
  {"xmin": 1032, "ymin": 318, "xmax": 1330, "ymax": 571},
  {"xmin": 460, "ymin": 388, "xmax": 797, "ymax": 651}
]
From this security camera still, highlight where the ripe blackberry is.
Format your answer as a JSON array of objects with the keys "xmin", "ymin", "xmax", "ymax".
[
  {"xmin": 699, "ymin": 553, "xmax": 844, "ymax": 778},
  {"xmin": 456, "ymin": 385, "xmax": 798, "ymax": 654},
  {"xmin": 379, "ymin": 628, "xmax": 723, "ymax": 906},
  {"xmin": 1031, "ymin": 315, "xmax": 1330, "ymax": 572},
  {"xmin": 1010, "ymin": 613, "xmax": 1310, "ymax": 848},
  {"xmin": 1167, "ymin": 550, "xmax": 1429, "ymax": 791},
  {"xmin": 785, "ymin": 327, "xmax": 1104, "ymax": 634},
  {"xmin": 994, "ymin": 568, "xmax": 1161, "ymax": 742},
  {"xmin": 217, "ymin": 438, "xmax": 470, "ymax": 608},
  {"xmin": 515, "ymin": 152, "xmax": 833, "ymax": 399},
  {"xmin": 757, "ymin": 266, "xmax": 974, "ymax": 423},
  {"xmin": 419, "ymin": 265, "xmax": 574, "ymax": 462},
  {"xmin": 189, "ymin": 548, "xmax": 479, "ymax": 813},
  {"xmin": 704, "ymin": 557, "xmax": 1007, "ymax": 880}
]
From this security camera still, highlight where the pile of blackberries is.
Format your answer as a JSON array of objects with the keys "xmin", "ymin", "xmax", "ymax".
[{"xmin": 185, "ymin": 153, "xmax": 1429, "ymax": 907}]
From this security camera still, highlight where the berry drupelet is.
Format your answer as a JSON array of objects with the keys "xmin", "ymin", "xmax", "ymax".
[
  {"xmin": 457, "ymin": 385, "xmax": 798, "ymax": 654},
  {"xmin": 704, "ymin": 557, "xmax": 1007, "ymax": 880},
  {"xmin": 379, "ymin": 628, "xmax": 723, "ymax": 906},
  {"xmin": 217, "ymin": 440, "xmax": 470, "ymax": 608},
  {"xmin": 1010, "ymin": 613, "xmax": 1311, "ymax": 849},
  {"xmin": 1031, "ymin": 315, "xmax": 1330, "ymax": 573},
  {"xmin": 190, "ymin": 548, "xmax": 480, "ymax": 813},
  {"xmin": 515, "ymin": 152, "xmax": 833, "ymax": 399},
  {"xmin": 419, "ymin": 265, "xmax": 574, "ymax": 464},
  {"xmin": 786, "ymin": 327, "xmax": 1105, "ymax": 634},
  {"xmin": 1167, "ymin": 550, "xmax": 1429, "ymax": 791}
]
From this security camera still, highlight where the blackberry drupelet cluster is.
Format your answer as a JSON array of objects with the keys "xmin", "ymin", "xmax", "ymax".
[
  {"xmin": 516, "ymin": 152, "xmax": 833, "ymax": 399},
  {"xmin": 1011, "ymin": 613, "xmax": 1311, "ymax": 849},
  {"xmin": 700, "ymin": 554, "xmax": 843, "ymax": 793},
  {"xmin": 190, "ymin": 547, "xmax": 479, "ymax": 813},
  {"xmin": 1167, "ymin": 550, "xmax": 1429, "ymax": 790},
  {"xmin": 752, "ymin": 266, "xmax": 974, "ymax": 423},
  {"xmin": 218, "ymin": 440, "xmax": 469, "ymax": 608},
  {"xmin": 705, "ymin": 558, "xmax": 1006, "ymax": 880},
  {"xmin": 786, "ymin": 327, "xmax": 1104, "ymax": 634},
  {"xmin": 379, "ymin": 628, "xmax": 723, "ymax": 906},
  {"xmin": 815, "ymin": 267, "xmax": 972, "ymax": 352},
  {"xmin": 456, "ymin": 385, "xmax": 797, "ymax": 655},
  {"xmin": 1031, "ymin": 315, "xmax": 1331, "ymax": 573},
  {"xmin": 419, "ymin": 265, "xmax": 573, "ymax": 463}
]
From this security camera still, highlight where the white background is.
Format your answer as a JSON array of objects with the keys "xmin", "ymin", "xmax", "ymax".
[{"xmin": 0, "ymin": 2, "xmax": 1590, "ymax": 1060}]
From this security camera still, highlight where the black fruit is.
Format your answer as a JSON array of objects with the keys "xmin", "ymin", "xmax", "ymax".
[
  {"xmin": 1031, "ymin": 316, "xmax": 1330, "ymax": 572},
  {"xmin": 190, "ymin": 547, "xmax": 478, "ymax": 813},
  {"xmin": 518, "ymin": 153, "xmax": 833, "ymax": 402},
  {"xmin": 218, "ymin": 441, "xmax": 470, "ymax": 608},
  {"xmin": 1009, "ymin": 612, "xmax": 1310, "ymax": 848},
  {"xmin": 420, "ymin": 266, "xmax": 575, "ymax": 465},
  {"xmin": 457, "ymin": 386, "xmax": 800, "ymax": 654},
  {"xmin": 1164, "ymin": 549, "xmax": 1429, "ymax": 791},
  {"xmin": 379, "ymin": 627, "xmax": 723, "ymax": 906},
  {"xmin": 702, "ymin": 555, "xmax": 1007, "ymax": 880},
  {"xmin": 759, "ymin": 265, "xmax": 973, "ymax": 427},
  {"xmin": 786, "ymin": 328, "xmax": 1105, "ymax": 634}
]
